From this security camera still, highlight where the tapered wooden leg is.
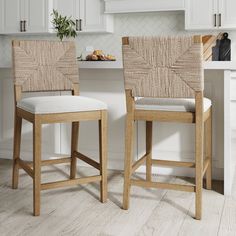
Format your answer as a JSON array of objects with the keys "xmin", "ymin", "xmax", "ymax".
[
  {"xmin": 123, "ymin": 114, "xmax": 135, "ymax": 210},
  {"xmin": 33, "ymin": 119, "xmax": 41, "ymax": 216},
  {"xmin": 99, "ymin": 110, "xmax": 108, "ymax": 203},
  {"xmin": 12, "ymin": 113, "xmax": 22, "ymax": 189},
  {"xmin": 205, "ymin": 109, "xmax": 212, "ymax": 190},
  {"xmin": 146, "ymin": 121, "xmax": 152, "ymax": 181},
  {"xmin": 70, "ymin": 122, "xmax": 79, "ymax": 179},
  {"xmin": 195, "ymin": 94, "xmax": 204, "ymax": 220}
]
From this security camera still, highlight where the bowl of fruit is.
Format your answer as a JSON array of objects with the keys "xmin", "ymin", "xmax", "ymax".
[{"xmin": 85, "ymin": 50, "xmax": 116, "ymax": 61}]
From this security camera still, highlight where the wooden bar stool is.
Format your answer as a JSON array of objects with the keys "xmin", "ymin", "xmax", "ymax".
[
  {"xmin": 12, "ymin": 40, "xmax": 108, "ymax": 216},
  {"xmin": 122, "ymin": 36, "xmax": 212, "ymax": 220}
]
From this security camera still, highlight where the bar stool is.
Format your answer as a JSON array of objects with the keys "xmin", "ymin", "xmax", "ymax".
[
  {"xmin": 122, "ymin": 36, "xmax": 212, "ymax": 220},
  {"xmin": 12, "ymin": 40, "xmax": 108, "ymax": 216}
]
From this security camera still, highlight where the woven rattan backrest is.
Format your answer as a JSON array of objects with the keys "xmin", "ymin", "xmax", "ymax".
[
  {"xmin": 122, "ymin": 36, "xmax": 203, "ymax": 98},
  {"xmin": 12, "ymin": 40, "xmax": 79, "ymax": 93}
]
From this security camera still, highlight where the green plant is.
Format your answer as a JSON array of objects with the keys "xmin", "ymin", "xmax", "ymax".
[{"xmin": 51, "ymin": 9, "xmax": 77, "ymax": 41}]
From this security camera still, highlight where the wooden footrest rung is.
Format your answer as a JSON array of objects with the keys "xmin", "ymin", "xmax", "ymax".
[
  {"xmin": 18, "ymin": 157, "xmax": 72, "ymax": 178},
  {"xmin": 40, "ymin": 157, "xmax": 71, "ymax": 166},
  {"xmin": 202, "ymin": 157, "xmax": 211, "ymax": 177},
  {"xmin": 41, "ymin": 175, "xmax": 102, "ymax": 190},
  {"xmin": 152, "ymin": 159, "xmax": 195, "ymax": 168},
  {"xmin": 18, "ymin": 158, "xmax": 34, "ymax": 178},
  {"xmin": 131, "ymin": 179, "xmax": 195, "ymax": 192},
  {"xmin": 74, "ymin": 151, "xmax": 100, "ymax": 170},
  {"xmin": 19, "ymin": 157, "xmax": 71, "ymax": 169},
  {"xmin": 132, "ymin": 154, "xmax": 148, "ymax": 173}
]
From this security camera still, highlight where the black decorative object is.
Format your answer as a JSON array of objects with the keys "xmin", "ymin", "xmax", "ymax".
[
  {"xmin": 219, "ymin": 32, "xmax": 231, "ymax": 61},
  {"xmin": 212, "ymin": 39, "xmax": 220, "ymax": 61}
]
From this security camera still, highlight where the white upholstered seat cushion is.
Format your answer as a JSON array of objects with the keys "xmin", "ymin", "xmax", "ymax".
[
  {"xmin": 17, "ymin": 96, "xmax": 107, "ymax": 114},
  {"xmin": 135, "ymin": 97, "xmax": 212, "ymax": 112}
]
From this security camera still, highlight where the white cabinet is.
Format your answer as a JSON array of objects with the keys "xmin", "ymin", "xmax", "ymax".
[
  {"xmin": 0, "ymin": 0, "xmax": 113, "ymax": 34},
  {"xmin": 105, "ymin": 0, "xmax": 185, "ymax": 13},
  {"xmin": 53, "ymin": 0, "xmax": 79, "ymax": 20},
  {"xmin": 53, "ymin": 0, "xmax": 113, "ymax": 33},
  {"xmin": 53, "ymin": 0, "xmax": 80, "ymax": 31},
  {"xmin": 80, "ymin": 0, "xmax": 113, "ymax": 32},
  {"xmin": 0, "ymin": 0, "xmax": 3, "ymax": 32},
  {"xmin": 219, "ymin": 0, "xmax": 236, "ymax": 29},
  {"xmin": 0, "ymin": 0, "xmax": 52, "ymax": 34},
  {"xmin": 0, "ymin": 0, "xmax": 23, "ymax": 33},
  {"xmin": 185, "ymin": 0, "xmax": 236, "ymax": 30},
  {"xmin": 24, "ymin": 0, "xmax": 52, "ymax": 33},
  {"xmin": 185, "ymin": 0, "xmax": 216, "ymax": 30}
]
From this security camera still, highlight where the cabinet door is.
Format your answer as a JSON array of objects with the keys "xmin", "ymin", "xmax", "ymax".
[
  {"xmin": 0, "ymin": 0, "xmax": 23, "ymax": 33},
  {"xmin": 219, "ymin": 0, "xmax": 236, "ymax": 29},
  {"xmin": 80, "ymin": 0, "xmax": 113, "ymax": 32},
  {"xmin": 53, "ymin": 0, "xmax": 79, "ymax": 19},
  {"xmin": 24, "ymin": 0, "xmax": 50, "ymax": 33},
  {"xmin": 0, "ymin": 0, "xmax": 4, "ymax": 32},
  {"xmin": 185, "ymin": 0, "xmax": 217, "ymax": 30}
]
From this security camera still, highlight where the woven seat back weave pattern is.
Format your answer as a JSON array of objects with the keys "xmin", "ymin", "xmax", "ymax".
[
  {"xmin": 122, "ymin": 36, "xmax": 203, "ymax": 98},
  {"xmin": 12, "ymin": 40, "xmax": 79, "ymax": 92}
]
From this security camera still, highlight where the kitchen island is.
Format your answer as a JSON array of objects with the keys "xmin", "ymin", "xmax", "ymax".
[{"xmin": 0, "ymin": 61, "xmax": 235, "ymax": 195}]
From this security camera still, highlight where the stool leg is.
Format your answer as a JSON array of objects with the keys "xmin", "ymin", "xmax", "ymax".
[
  {"xmin": 33, "ymin": 119, "xmax": 41, "ymax": 216},
  {"xmin": 12, "ymin": 114, "xmax": 22, "ymax": 189},
  {"xmin": 99, "ymin": 110, "xmax": 108, "ymax": 203},
  {"xmin": 123, "ymin": 114, "xmax": 134, "ymax": 210},
  {"xmin": 146, "ymin": 121, "xmax": 152, "ymax": 181},
  {"xmin": 195, "ymin": 113, "xmax": 204, "ymax": 220},
  {"xmin": 205, "ymin": 109, "xmax": 212, "ymax": 190},
  {"xmin": 70, "ymin": 122, "xmax": 79, "ymax": 179}
]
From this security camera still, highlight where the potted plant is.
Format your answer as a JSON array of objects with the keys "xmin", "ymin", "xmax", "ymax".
[{"xmin": 51, "ymin": 9, "xmax": 77, "ymax": 41}]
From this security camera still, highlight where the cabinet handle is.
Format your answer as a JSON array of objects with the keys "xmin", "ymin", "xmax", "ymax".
[
  {"xmin": 79, "ymin": 19, "xmax": 82, "ymax": 31},
  {"xmin": 214, "ymin": 14, "xmax": 217, "ymax": 27},
  {"xmin": 23, "ymin": 20, "xmax": 26, "ymax": 32},
  {"xmin": 219, "ymin": 14, "xmax": 221, "ymax": 27},
  {"xmin": 76, "ymin": 19, "xmax": 79, "ymax": 31},
  {"xmin": 20, "ymin": 20, "xmax": 23, "ymax": 32}
]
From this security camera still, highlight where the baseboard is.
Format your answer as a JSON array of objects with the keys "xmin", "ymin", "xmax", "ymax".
[{"xmin": 136, "ymin": 165, "xmax": 223, "ymax": 180}]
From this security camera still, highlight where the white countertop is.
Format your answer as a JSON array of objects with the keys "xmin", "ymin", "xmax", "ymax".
[
  {"xmin": 78, "ymin": 61, "xmax": 236, "ymax": 70},
  {"xmin": 1, "ymin": 61, "xmax": 236, "ymax": 70},
  {"xmin": 203, "ymin": 61, "xmax": 236, "ymax": 70},
  {"xmin": 78, "ymin": 60, "xmax": 123, "ymax": 69}
]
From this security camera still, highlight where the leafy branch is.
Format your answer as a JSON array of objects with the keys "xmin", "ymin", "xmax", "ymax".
[{"xmin": 51, "ymin": 9, "xmax": 77, "ymax": 41}]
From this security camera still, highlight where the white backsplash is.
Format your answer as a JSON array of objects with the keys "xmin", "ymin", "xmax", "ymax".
[{"xmin": 0, "ymin": 11, "xmax": 236, "ymax": 67}]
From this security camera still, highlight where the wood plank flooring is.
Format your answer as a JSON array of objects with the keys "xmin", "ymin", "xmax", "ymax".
[{"xmin": 0, "ymin": 159, "xmax": 235, "ymax": 236}]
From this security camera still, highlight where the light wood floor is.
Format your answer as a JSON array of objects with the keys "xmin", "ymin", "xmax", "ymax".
[{"xmin": 0, "ymin": 158, "xmax": 235, "ymax": 236}]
